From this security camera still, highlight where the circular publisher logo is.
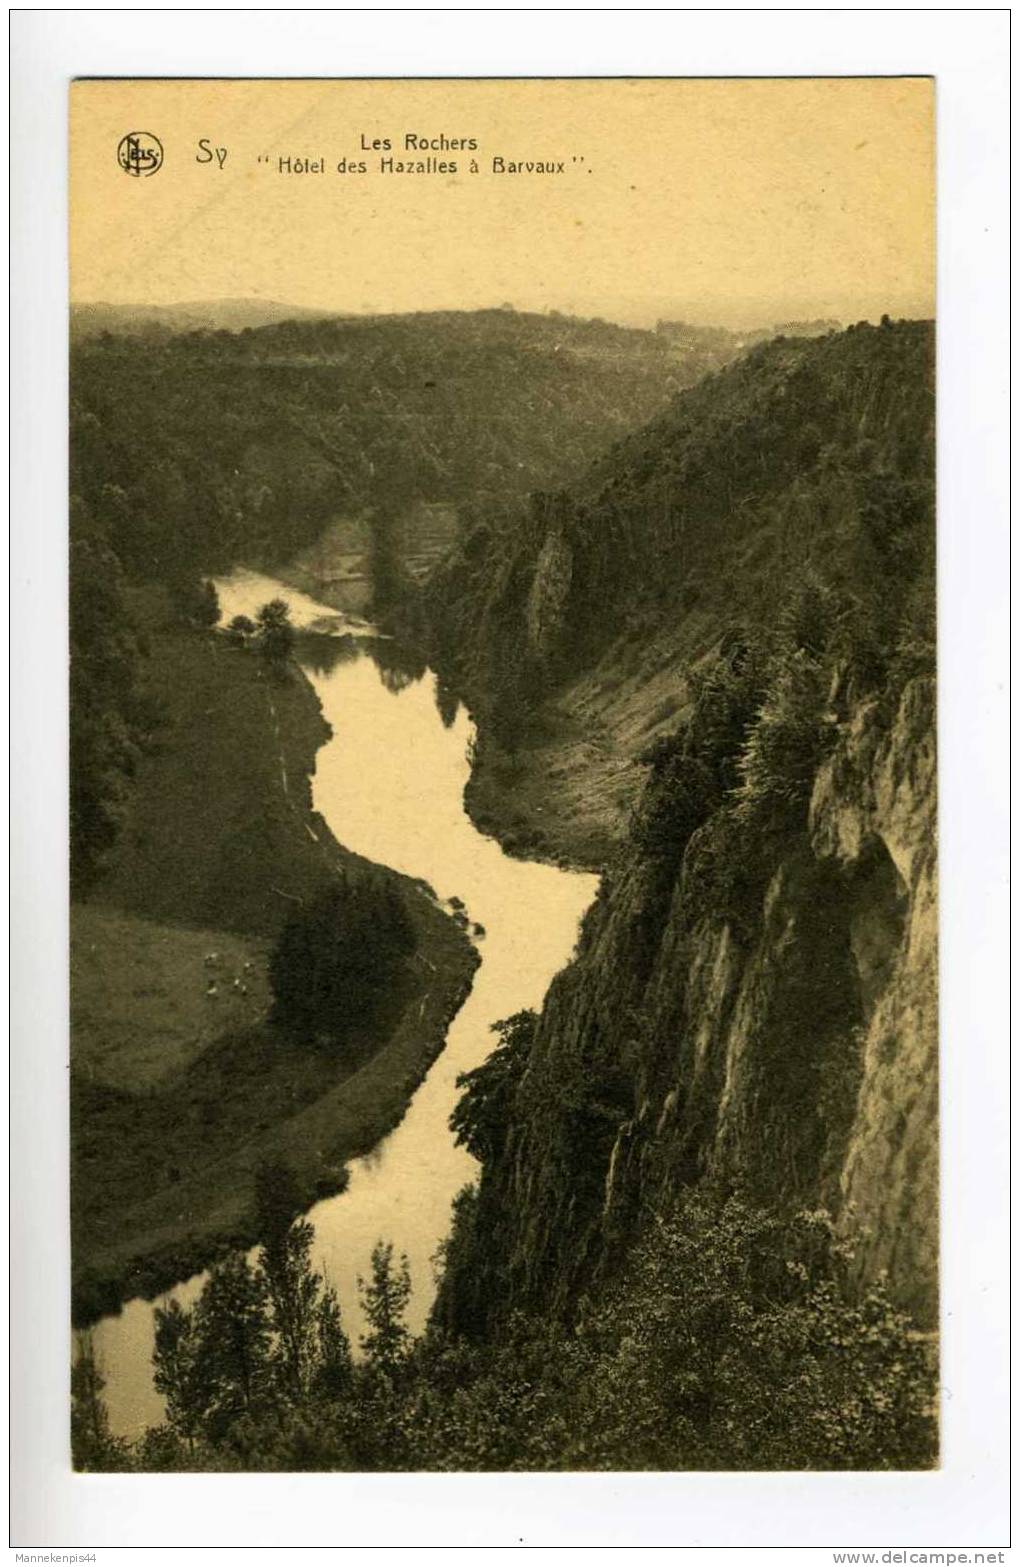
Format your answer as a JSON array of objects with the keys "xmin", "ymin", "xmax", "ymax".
[{"xmin": 117, "ymin": 132, "xmax": 163, "ymax": 177}]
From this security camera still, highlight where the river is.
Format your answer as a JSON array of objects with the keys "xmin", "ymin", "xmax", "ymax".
[{"xmin": 88, "ymin": 569, "xmax": 598, "ymax": 1440}]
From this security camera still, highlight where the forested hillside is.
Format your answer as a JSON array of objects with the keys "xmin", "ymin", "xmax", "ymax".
[
  {"xmin": 426, "ymin": 319, "xmax": 933, "ymax": 736},
  {"xmin": 70, "ymin": 307, "xmax": 766, "ymax": 890},
  {"xmin": 425, "ymin": 318, "xmax": 937, "ymax": 1356},
  {"xmin": 70, "ymin": 307, "xmax": 749, "ymax": 590},
  {"xmin": 76, "ymin": 318, "xmax": 939, "ymax": 1475}
]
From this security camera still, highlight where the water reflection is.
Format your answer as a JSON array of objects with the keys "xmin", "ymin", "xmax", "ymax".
[
  {"xmin": 434, "ymin": 674, "xmax": 461, "ymax": 730},
  {"xmin": 364, "ymin": 634, "xmax": 429, "ymax": 694},
  {"xmin": 296, "ymin": 631, "xmax": 363, "ymax": 678}
]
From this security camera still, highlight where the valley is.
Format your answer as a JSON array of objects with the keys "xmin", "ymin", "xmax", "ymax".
[
  {"xmin": 69, "ymin": 310, "xmax": 938, "ymax": 1473},
  {"xmin": 71, "ymin": 593, "xmax": 478, "ymax": 1329}
]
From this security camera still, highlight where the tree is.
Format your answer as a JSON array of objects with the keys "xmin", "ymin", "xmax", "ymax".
[
  {"xmin": 71, "ymin": 1332, "xmax": 127, "ymax": 1471},
  {"xmin": 255, "ymin": 1162, "xmax": 330, "ymax": 1400},
  {"xmin": 152, "ymin": 1168, "xmax": 355, "ymax": 1453},
  {"xmin": 152, "ymin": 1297, "xmax": 205, "ymax": 1444},
  {"xmin": 256, "ymin": 598, "xmax": 295, "ymax": 667},
  {"xmin": 197, "ymin": 1254, "xmax": 272, "ymax": 1436},
  {"xmin": 451, "ymin": 1011, "xmax": 536, "ymax": 1162},
  {"xmin": 227, "ymin": 612, "xmax": 256, "ymax": 645},
  {"xmin": 269, "ymin": 874, "xmax": 417, "ymax": 1047},
  {"xmin": 734, "ymin": 647, "xmax": 830, "ymax": 834},
  {"xmin": 358, "ymin": 1241, "xmax": 412, "ymax": 1383},
  {"xmin": 154, "ymin": 1255, "xmax": 272, "ymax": 1444},
  {"xmin": 314, "ymin": 1283, "xmax": 354, "ymax": 1399}
]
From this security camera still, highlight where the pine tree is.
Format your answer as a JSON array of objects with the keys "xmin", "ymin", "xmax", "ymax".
[
  {"xmin": 358, "ymin": 1241, "xmax": 413, "ymax": 1383},
  {"xmin": 152, "ymin": 1297, "xmax": 205, "ymax": 1443},
  {"xmin": 71, "ymin": 1332, "xmax": 127, "ymax": 1471},
  {"xmin": 314, "ymin": 1283, "xmax": 354, "ymax": 1398},
  {"xmin": 192, "ymin": 1254, "xmax": 272, "ymax": 1439},
  {"xmin": 255, "ymin": 1163, "xmax": 324, "ymax": 1400}
]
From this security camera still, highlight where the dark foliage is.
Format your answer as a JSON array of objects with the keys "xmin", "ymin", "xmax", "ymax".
[
  {"xmin": 143, "ymin": 1172, "xmax": 357, "ymax": 1464},
  {"xmin": 255, "ymin": 597, "xmax": 295, "ymax": 666},
  {"xmin": 68, "ymin": 309, "xmax": 716, "ymax": 594},
  {"xmin": 87, "ymin": 1184, "xmax": 934, "ymax": 1473},
  {"xmin": 425, "ymin": 321, "xmax": 935, "ymax": 739},
  {"xmin": 269, "ymin": 875, "xmax": 418, "ymax": 1047},
  {"xmin": 405, "ymin": 1189, "xmax": 937, "ymax": 1471},
  {"xmin": 68, "ymin": 493, "xmax": 159, "ymax": 893},
  {"xmin": 450, "ymin": 1010, "xmax": 536, "ymax": 1164}
]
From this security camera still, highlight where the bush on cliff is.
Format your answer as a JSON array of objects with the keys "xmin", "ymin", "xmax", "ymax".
[
  {"xmin": 450, "ymin": 1011, "xmax": 536, "ymax": 1164},
  {"xmin": 408, "ymin": 1188, "xmax": 936, "ymax": 1472},
  {"xmin": 79, "ymin": 1183, "xmax": 935, "ymax": 1473}
]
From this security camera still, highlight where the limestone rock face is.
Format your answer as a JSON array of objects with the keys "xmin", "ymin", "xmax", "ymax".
[
  {"xmin": 525, "ymin": 528, "xmax": 573, "ymax": 662},
  {"xmin": 485, "ymin": 676, "xmax": 938, "ymax": 1330},
  {"xmin": 428, "ymin": 322, "xmax": 937, "ymax": 1337},
  {"xmin": 810, "ymin": 676, "xmax": 937, "ymax": 1324}
]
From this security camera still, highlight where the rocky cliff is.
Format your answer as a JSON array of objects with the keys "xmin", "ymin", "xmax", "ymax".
[{"xmin": 429, "ymin": 320, "xmax": 937, "ymax": 1334}]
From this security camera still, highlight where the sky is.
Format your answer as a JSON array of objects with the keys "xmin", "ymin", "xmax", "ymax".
[{"xmin": 70, "ymin": 78, "xmax": 934, "ymax": 329}]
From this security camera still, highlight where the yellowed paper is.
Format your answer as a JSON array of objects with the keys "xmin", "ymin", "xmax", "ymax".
[{"xmin": 70, "ymin": 77, "xmax": 936, "ymax": 1475}]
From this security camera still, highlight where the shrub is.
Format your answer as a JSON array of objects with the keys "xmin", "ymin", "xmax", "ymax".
[
  {"xmin": 451, "ymin": 1011, "xmax": 537, "ymax": 1163},
  {"xmin": 402, "ymin": 1192, "xmax": 936, "ymax": 1473},
  {"xmin": 560, "ymin": 1191, "xmax": 937, "ymax": 1470},
  {"xmin": 227, "ymin": 613, "xmax": 256, "ymax": 644}
]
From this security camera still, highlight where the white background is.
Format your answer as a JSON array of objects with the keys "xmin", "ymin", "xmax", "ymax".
[{"xmin": 8, "ymin": 6, "xmax": 1011, "ymax": 1554}]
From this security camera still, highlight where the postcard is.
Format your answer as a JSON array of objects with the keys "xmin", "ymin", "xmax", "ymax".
[{"xmin": 67, "ymin": 75, "xmax": 936, "ymax": 1477}]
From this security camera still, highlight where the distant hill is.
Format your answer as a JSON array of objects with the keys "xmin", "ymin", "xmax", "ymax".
[
  {"xmin": 70, "ymin": 306, "xmax": 767, "ymax": 587},
  {"xmin": 656, "ymin": 316, "xmax": 841, "ymax": 351},
  {"xmin": 70, "ymin": 299, "xmax": 342, "ymax": 340}
]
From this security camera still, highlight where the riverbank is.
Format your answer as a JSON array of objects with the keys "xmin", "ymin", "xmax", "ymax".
[
  {"xmin": 71, "ymin": 614, "xmax": 478, "ymax": 1326},
  {"xmin": 463, "ymin": 718, "xmax": 621, "ymax": 874},
  {"xmin": 456, "ymin": 626, "xmax": 702, "ymax": 876}
]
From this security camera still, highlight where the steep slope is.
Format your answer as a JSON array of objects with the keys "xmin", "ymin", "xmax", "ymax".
[
  {"xmin": 70, "ymin": 307, "xmax": 757, "ymax": 593},
  {"xmin": 427, "ymin": 320, "xmax": 933, "ymax": 860},
  {"xmin": 70, "ymin": 307, "xmax": 752, "ymax": 882},
  {"xmin": 427, "ymin": 320, "xmax": 937, "ymax": 1330}
]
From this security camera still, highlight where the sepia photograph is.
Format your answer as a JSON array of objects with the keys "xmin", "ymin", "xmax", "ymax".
[
  {"xmin": 15, "ymin": 3, "xmax": 1020, "ymax": 1541},
  {"xmin": 8, "ymin": 14, "xmax": 1011, "ymax": 1543},
  {"xmin": 64, "ymin": 73, "xmax": 941, "ymax": 1476}
]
